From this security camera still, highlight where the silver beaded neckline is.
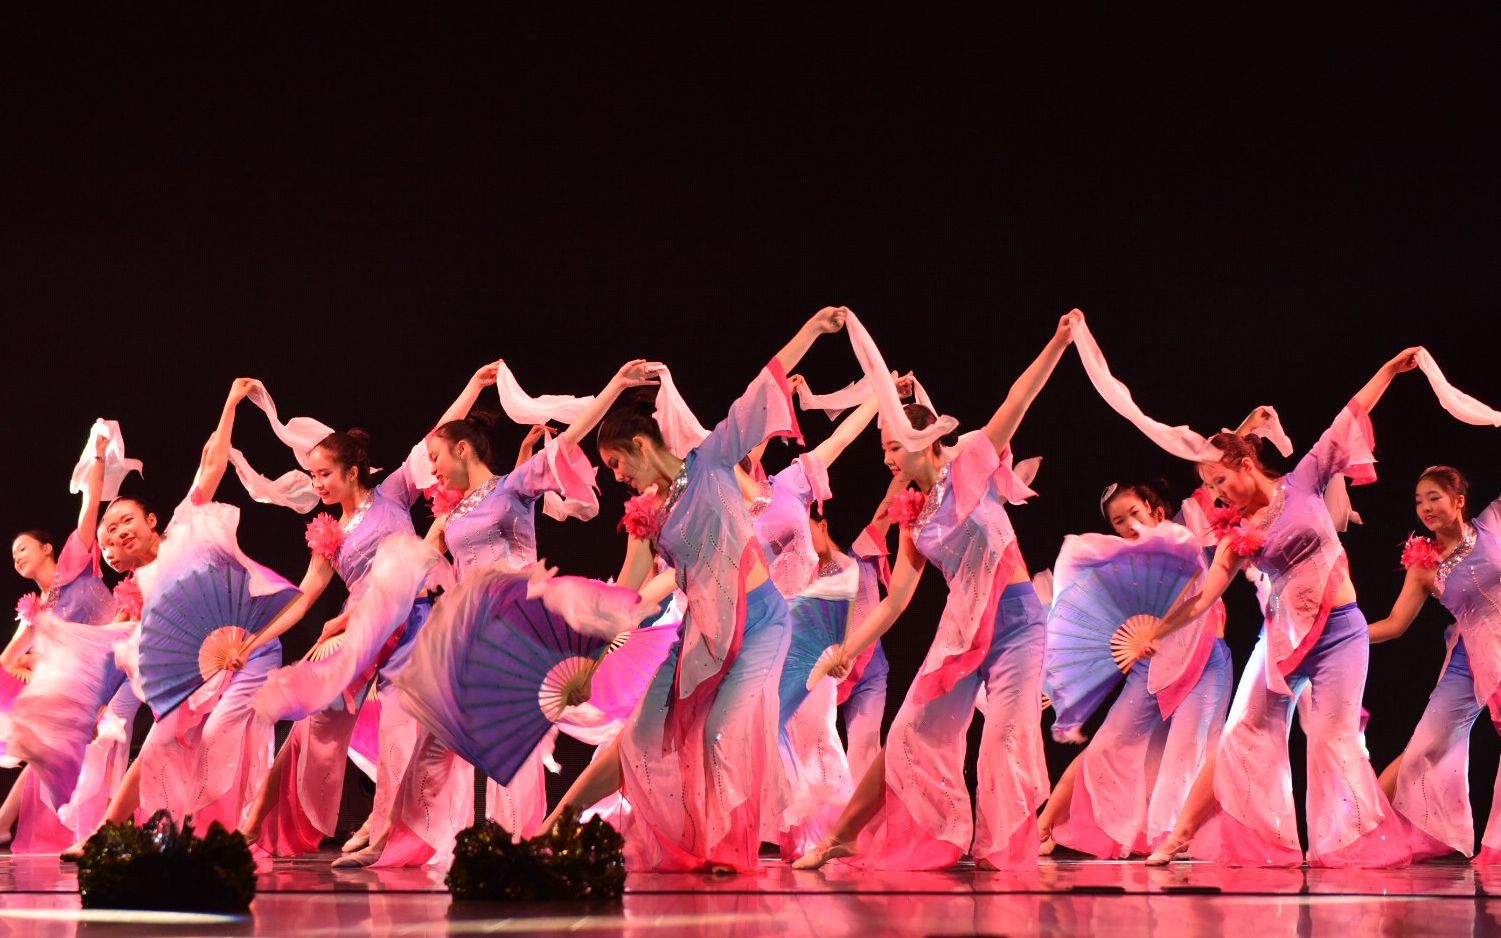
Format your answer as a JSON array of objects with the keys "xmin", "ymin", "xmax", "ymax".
[
  {"xmin": 449, "ymin": 476, "xmax": 500, "ymax": 522},
  {"xmin": 913, "ymin": 464, "xmax": 950, "ymax": 534},
  {"xmin": 1435, "ymin": 524, "xmax": 1477, "ymax": 595}
]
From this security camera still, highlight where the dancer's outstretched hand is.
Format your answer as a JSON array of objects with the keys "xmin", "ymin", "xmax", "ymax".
[
  {"xmin": 809, "ymin": 306, "xmax": 848, "ymax": 334},
  {"xmin": 1056, "ymin": 309, "xmax": 1083, "ymax": 345},
  {"xmin": 1386, "ymin": 346, "xmax": 1424, "ymax": 375},
  {"xmin": 613, "ymin": 359, "xmax": 664, "ymax": 388},
  {"xmin": 807, "ymin": 645, "xmax": 853, "ymax": 689},
  {"xmin": 470, "ymin": 361, "xmax": 501, "ymax": 388},
  {"xmin": 894, "ymin": 371, "xmax": 916, "ymax": 398}
]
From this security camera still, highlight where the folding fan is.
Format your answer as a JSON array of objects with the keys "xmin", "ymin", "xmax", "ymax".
[
  {"xmin": 137, "ymin": 562, "xmax": 299, "ymax": 718},
  {"xmin": 586, "ymin": 621, "xmax": 679, "ymax": 721},
  {"xmin": 1044, "ymin": 548, "xmax": 1200, "ymax": 738},
  {"xmin": 778, "ymin": 596, "xmax": 852, "ymax": 729},
  {"xmin": 396, "ymin": 568, "xmax": 638, "ymax": 787}
]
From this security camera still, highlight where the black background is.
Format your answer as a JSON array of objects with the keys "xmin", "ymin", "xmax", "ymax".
[{"xmin": 4, "ymin": 10, "xmax": 1499, "ymax": 842}]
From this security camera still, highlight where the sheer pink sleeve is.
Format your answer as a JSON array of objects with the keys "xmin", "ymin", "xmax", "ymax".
[
  {"xmin": 947, "ymin": 433, "xmax": 1038, "ymax": 521},
  {"xmin": 505, "ymin": 435, "xmax": 600, "ymax": 520},
  {"xmin": 53, "ymin": 532, "xmax": 101, "ymax": 587},
  {"xmin": 1290, "ymin": 400, "xmax": 1377, "ymax": 493},
  {"xmin": 773, "ymin": 453, "xmax": 832, "ymax": 512},
  {"xmin": 697, "ymin": 359, "xmax": 803, "ymax": 467}
]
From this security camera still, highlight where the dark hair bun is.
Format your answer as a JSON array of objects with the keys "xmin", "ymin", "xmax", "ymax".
[{"xmin": 346, "ymin": 427, "xmax": 372, "ymax": 448}]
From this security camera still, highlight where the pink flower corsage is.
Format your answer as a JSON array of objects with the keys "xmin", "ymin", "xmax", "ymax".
[
  {"xmin": 1229, "ymin": 525, "xmax": 1266, "ymax": 556},
  {"xmin": 618, "ymin": 493, "xmax": 663, "ymax": 541},
  {"xmin": 14, "ymin": 593, "xmax": 41, "ymax": 626},
  {"xmin": 423, "ymin": 483, "xmax": 463, "ymax": 516},
  {"xmin": 887, "ymin": 488, "xmax": 927, "ymax": 530},
  {"xmin": 1401, "ymin": 533, "xmax": 1442, "ymax": 570},
  {"xmin": 305, "ymin": 513, "xmax": 345, "ymax": 562},
  {"xmin": 1208, "ymin": 505, "xmax": 1241, "ymax": 540},
  {"xmin": 113, "ymin": 576, "xmax": 144, "ymax": 620}
]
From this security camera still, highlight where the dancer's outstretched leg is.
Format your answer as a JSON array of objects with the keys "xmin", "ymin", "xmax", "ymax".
[{"xmin": 791, "ymin": 749, "xmax": 886, "ymax": 869}]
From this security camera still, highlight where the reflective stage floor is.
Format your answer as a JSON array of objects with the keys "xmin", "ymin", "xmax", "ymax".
[{"xmin": 2, "ymin": 851, "xmax": 1500, "ymax": 936}]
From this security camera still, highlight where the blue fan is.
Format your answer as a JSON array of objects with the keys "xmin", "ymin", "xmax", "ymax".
[
  {"xmin": 778, "ymin": 596, "xmax": 852, "ymax": 729},
  {"xmin": 139, "ymin": 563, "xmax": 299, "ymax": 718},
  {"xmin": 428, "ymin": 572, "xmax": 613, "ymax": 787},
  {"xmin": 1044, "ymin": 548, "xmax": 1200, "ymax": 737}
]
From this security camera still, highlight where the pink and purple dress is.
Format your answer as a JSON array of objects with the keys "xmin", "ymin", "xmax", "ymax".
[
  {"xmin": 5, "ymin": 532, "xmax": 134, "ymax": 853},
  {"xmin": 1390, "ymin": 494, "xmax": 1501, "ymax": 862},
  {"xmin": 617, "ymin": 360, "xmax": 800, "ymax": 872},
  {"xmin": 1193, "ymin": 402, "xmax": 1411, "ymax": 868},
  {"xmin": 253, "ymin": 452, "xmax": 432, "ymax": 856},
  {"xmin": 373, "ymin": 437, "xmax": 596, "ymax": 867},
  {"xmin": 854, "ymin": 433, "xmax": 1049, "ymax": 870},
  {"xmin": 837, "ymin": 526, "xmax": 892, "ymax": 783},
  {"xmin": 126, "ymin": 499, "xmax": 289, "ymax": 833},
  {"xmin": 1046, "ymin": 521, "xmax": 1233, "ymax": 858}
]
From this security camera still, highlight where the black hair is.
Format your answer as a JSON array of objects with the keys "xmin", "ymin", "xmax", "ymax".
[
  {"xmin": 1100, "ymin": 478, "xmax": 1174, "ymax": 522},
  {"xmin": 902, "ymin": 403, "xmax": 960, "ymax": 453},
  {"xmin": 313, "ymin": 429, "xmax": 376, "ymax": 488},
  {"xmin": 12, "ymin": 529, "xmax": 58, "ymax": 556},
  {"xmin": 1418, "ymin": 465, "xmax": 1471, "ymax": 518},
  {"xmin": 1204, "ymin": 432, "xmax": 1284, "ymax": 479},
  {"xmin": 432, "ymin": 410, "xmax": 507, "ymax": 472},
  {"xmin": 596, "ymin": 387, "xmax": 667, "ymax": 454}
]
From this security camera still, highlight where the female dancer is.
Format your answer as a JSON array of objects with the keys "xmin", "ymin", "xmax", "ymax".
[
  {"xmin": 64, "ymin": 378, "xmax": 289, "ymax": 857},
  {"xmin": 777, "ymin": 474, "xmax": 901, "ymax": 855},
  {"xmin": 234, "ymin": 364, "xmax": 502, "ymax": 855},
  {"xmin": 1124, "ymin": 349, "xmax": 1424, "ymax": 868},
  {"xmin": 794, "ymin": 311, "xmax": 1076, "ymax": 871},
  {"xmin": 541, "ymin": 307, "xmax": 848, "ymax": 872},
  {"xmin": 1368, "ymin": 466, "xmax": 1501, "ymax": 862},
  {"xmin": 1, "ymin": 431, "xmax": 131, "ymax": 852},
  {"xmin": 1037, "ymin": 480, "xmax": 1233, "ymax": 859},
  {"xmin": 335, "ymin": 358, "xmax": 660, "ymax": 868}
]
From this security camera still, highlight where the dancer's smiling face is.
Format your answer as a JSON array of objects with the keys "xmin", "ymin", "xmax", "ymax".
[
  {"xmin": 308, "ymin": 446, "xmax": 360, "ymax": 506},
  {"xmin": 100, "ymin": 498, "xmax": 159, "ymax": 572},
  {"xmin": 427, "ymin": 436, "xmax": 474, "ymax": 494},
  {"xmin": 1414, "ymin": 477, "xmax": 1465, "ymax": 533},
  {"xmin": 11, "ymin": 534, "xmax": 54, "ymax": 580},
  {"xmin": 1104, "ymin": 491, "xmax": 1165, "ymax": 540},
  {"xmin": 880, "ymin": 429, "xmax": 935, "ymax": 482}
]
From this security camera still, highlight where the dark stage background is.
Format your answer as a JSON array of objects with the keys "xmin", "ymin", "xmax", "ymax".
[{"xmin": 3, "ymin": 12, "xmax": 1498, "ymax": 843}]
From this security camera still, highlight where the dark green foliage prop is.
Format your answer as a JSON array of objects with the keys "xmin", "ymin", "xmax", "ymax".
[
  {"xmin": 446, "ymin": 806, "xmax": 625, "ymax": 902},
  {"xmin": 77, "ymin": 810, "xmax": 256, "ymax": 911}
]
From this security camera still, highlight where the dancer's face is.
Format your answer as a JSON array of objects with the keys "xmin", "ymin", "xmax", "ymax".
[
  {"xmin": 427, "ymin": 437, "xmax": 471, "ymax": 494},
  {"xmin": 308, "ymin": 446, "xmax": 360, "ymax": 505},
  {"xmin": 100, "ymin": 500, "xmax": 159, "ymax": 572},
  {"xmin": 11, "ymin": 535, "xmax": 53, "ymax": 580},
  {"xmin": 880, "ymin": 429, "xmax": 931, "ymax": 481},
  {"xmin": 1198, "ymin": 458, "xmax": 1258, "ymax": 512},
  {"xmin": 599, "ymin": 441, "xmax": 653, "ymax": 495},
  {"xmin": 1105, "ymin": 492, "xmax": 1164, "ymax": 540},
  {"xmin": 1414, "ymin": 478, "xmax": 1465, "ymax": 533}
]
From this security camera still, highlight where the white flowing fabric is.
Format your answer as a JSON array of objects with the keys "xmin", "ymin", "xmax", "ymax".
[
  {"xmin": 524, "ymin": 565, "xmax": 654, "ymax": 640},
  {"xmin": 252, "ymin": 534, "xmax": 441, "ymax": 723},
  {"xmin": 1416, "ymin": 349, "xmax": 1501, "ymax": 427},
  {"xmin": 796, "ymin": 378, "xmax": 871, "ymax": 420},
  {"xmin": 1072, "ymin": 314, "xmax": 1378, "ymax": 535},
  {"xmin": 652, "ymin": 366, "xmax": 711, "ymax": 459},
  {"xmin": 493, "ymin": 361, "xmax": 596, "ymax": 425},
  {"xmin": 843, "ymin": 311, "xmax": 959, "ymax": 451},
  {"xmin": 226, "ymin": 384, "xmax": 335, "ymax": 513},
  {"xmin": 70, "ymin": 420, "xmax": 143, "ymax": 502},
  {"xmin": 3, "ymin": 612, "xmax": 135, "ymax": 804}
]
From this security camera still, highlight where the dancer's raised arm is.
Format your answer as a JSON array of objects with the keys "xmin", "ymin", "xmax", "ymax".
[
  {"xmin": 558, "ymin": 360, "xmax": 664, "ymax": 448},
  {"xmin": 432, "ymin": 362, "xmax": 501, "ymax": 431},
  {"xmin": 1352, "ymin": 347, "xmax": 1424, "ymax": 416},
  {"xmin": 984, "ymin": 311, "xmax": 1078, "ymax": 454},
  {"xmin": 189, "ymin": 378, "xmax": 261, "ymax": 504},
  {"xmin": 776, "ymin": 306, "xmax": 848, "ymax": 375},
  {"xmin": 74, "ymin": 434, "xmax": 109, "ymax": 548}
]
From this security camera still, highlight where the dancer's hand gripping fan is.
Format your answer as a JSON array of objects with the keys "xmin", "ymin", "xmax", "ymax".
[
  {"xmin": 394, "ymin": 564, "xmax": 653, "ymax": 787},
  {"xmin": 1043, "ymin": 525, "xmax": 1204, "ymax": 744}
]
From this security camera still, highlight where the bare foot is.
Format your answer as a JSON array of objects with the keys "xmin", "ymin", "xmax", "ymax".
[
  {"xmin": 1038, "ymin": 827, "xmax": 1057, "ymax": 857},
  {"xmin": 61, "ymin": 840, "xmax": 89, "ymax": 862}
]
